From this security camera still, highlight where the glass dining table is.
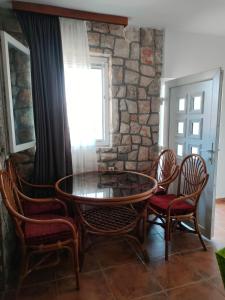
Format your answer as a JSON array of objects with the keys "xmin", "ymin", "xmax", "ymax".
[{"xmin": 55, "ymin": 171, "xmax": 157, "ymax": 262}]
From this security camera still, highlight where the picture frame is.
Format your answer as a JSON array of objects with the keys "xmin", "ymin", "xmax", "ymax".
[{"xmin": 1, "ymin": 31, "xmax": 35, "ymax": 153}]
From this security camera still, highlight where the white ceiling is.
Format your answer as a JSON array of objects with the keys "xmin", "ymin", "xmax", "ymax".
[{"xmin": 14, "ymin": 0, "xmax": 225, "ymax": 37}]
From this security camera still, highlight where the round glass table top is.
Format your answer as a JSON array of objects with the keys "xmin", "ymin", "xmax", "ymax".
[{"xmin": 56, "ymin": 171, "xmax": 157, "ymax": 203}]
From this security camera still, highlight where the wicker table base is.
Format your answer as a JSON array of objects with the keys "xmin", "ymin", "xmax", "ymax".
[{"xmin": 78, "ymin": 204, "xmax": 149, "ymax": 263}]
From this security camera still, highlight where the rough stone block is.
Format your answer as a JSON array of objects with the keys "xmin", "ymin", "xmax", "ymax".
[
  {"xmin": 140, "ymin": 28, "xmax": 154, "ymax": 46},
  {"xmin": 138, "ymin": 146, "xmax": 149, "ymax": 161},
  {"xmin": 139, "ymin": 114, "xmax": 149, "ymax": 125},
  {"xmin": 137, "ymin": 161, "xmax": 151, "ymax": 172},
  {"xmin": 155, "ymin": 35, "xmax": 164, "ymax": 50},
  {"xmin": 104, "ymin": 49, "xmax": 113, "ymax": 54},
  {"xmin": 93, "ymin": 22, "xmax": 109, "ymax": 33},
  {"xmin": 138, "ymin": 101, "xmax": 150, "ymax": 113},
  {"xmin": 122, "ymin": 134, "xmax": 132, "ymax": 145},
  {"xmin": 148, "ymin": 113, "xmax": 159, "ymax": 125},
  {"xmin": 118, "ymin": 145, "xmax": 132, "ymax": 153},
  {"xmin": 126, "ymin": 100, "xmax": 137, "ymax": 113},
  {"xmin": 142, "ymin": 137, "xmax": 152, "ymax": 146},
  {"xmin": 118, "ymin": 153, "xmax": 128, "ymax": 161},
  {"xmin": 88, "ymin": 32, "xmax": 100, "ymax": 47},
  {"xmin": 114, "ymin": 38, "xmax": 130, "ymax": 58},
  {"xmin": 127, "ymin": 85, "xmax": 137, "ymax": 99},
  {"xmin": 152, "ymin": 125, "xmax": 159, "ymax": 133},
  {"xmin": 128, "ymin": 150, "xmax": 138, "ymax": 161},
  {"xmin": 112, "ymin": 134, "xmax": 121, "ymax": 146},
  {"xmin": 120, "ymin": 99, "xmax": 127, "ymax": 111},
  {"xmin": 109, "ymin": 24, "xmax": 124, "ymax": 37},
  {"xmin": 125, "ymin": 60, "xmax": 139, "ymax": 72},
  {"xmin": 130, "ymin": 114, "xmax": 138, "ymax": 122},
  {"xmin": 112, "ymin": 98, "xmax": 119, "ymax": 132},
  {"xmin": 138, "ymin": 88, "xmax": 147, "ymax": 99},
  {"xmin": 130, "ymin": 122, "xmax": 141, "ymax": 134},
  {"xmin": 100, "ymin": 153, "xmax": 117, "ymax": 161},
  {"xmin": 89, "ymin": 47, "xmax": 103, "ymax": 54},
  {"xmin": 120, "ymin": 122, "xmax": 130, "ymax": 133},
  {"xmin": 140, "ymin": 76, "xmax": 153, "ymax": 87},
  {"xmin": 112, "ymin": 58, "xmax": 124, "ymax": 65},
  {"xmin": 141, "ymin": 47, "xmax": 154, "ymax": 65},
  {"xmin": 125, "ymin": 26, "xmax": 140, "ymax": 42},
  {"xmin": 148, "ymin": 79, "xmax": 160, "ymax": 96},
  {"xmin": 112, "ymin": 66, "xmax": 123, "ymax": 85},
  {"xmin": 132, "ymin": 145, "xmax": 139, "ymax": 150},
  {"xmin": 140, "ymin": 125, "xmax": 151, "ymax": 137},
  {"xmin": 130, "ymin": 42, "xmax": 140, "ymax": 59},
  {"xmin": 121, "ymin": 111, "xmax": 130, "ymax": 124},
  {"xmin": 125, "ymin": 70, "xmax": 139, "ymax": 84},
  {"xmin": 112, "ymin": 86, "xmax": 126, "ymax": 98},
  {"xmin": 140, "ymin": 65, "xmax": 155, "ymax": 77},
  {"xmin": 152, "ymin": 132, "xmax": 159, "ymax": 144},
  {"xmin": 155, "ymin": 50, "xmax": 163, "ymax": 64},
  {"xmin": 115, "ymin": 161, "xmax": 124, "ymax": 171},
  {"xmin": 151, "ymin": 97, "xmax": 160, "ymax": 113},
  {"xmin": 101, "ymin": 34, "xmax": 114, "ymax": 49},
  {"xmin": 125, "ymin": 161, "xmax": 137, "ymax": 170}
]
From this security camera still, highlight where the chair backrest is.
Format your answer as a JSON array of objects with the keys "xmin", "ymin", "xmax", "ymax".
[
  {"xmin": 5, "ymin": 158, "xmax": 23, "ymax": 191},
  {"xmin": 155, "ymin": 149, "xmax": 177, "ymax": 182},
  {"xmin": 177, "ymin": 154, "xmax": 209, "ymax": 203},
  {"xmin": 0, "ymin": 171, "xmax": 25, "ymax": 241}
]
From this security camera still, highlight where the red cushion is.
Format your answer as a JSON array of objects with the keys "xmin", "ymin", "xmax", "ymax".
[
  {"xmin": 24, "ymin": 214, "xmax": 76, "ymax": 245},
  {"xmin": 149, "ymin": 194, "xmax": 194, "ymax": 215},
  {"xmin": 23, "ymin": 201, "xmax": 63, "ymax": 216}
]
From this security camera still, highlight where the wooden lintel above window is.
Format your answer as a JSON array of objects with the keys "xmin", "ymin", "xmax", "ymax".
[{"xmin": 12, "ymin": 1, "xmax": 128, "ymax": 26}]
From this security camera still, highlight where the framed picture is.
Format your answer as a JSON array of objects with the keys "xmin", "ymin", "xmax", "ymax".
[{"xmin": 1, "ymin": 31, "xmax": 35, "ymax": 153}]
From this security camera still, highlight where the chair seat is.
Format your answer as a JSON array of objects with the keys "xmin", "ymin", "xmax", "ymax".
[
  {"xmin": 23, "ymin": 201, "xmax": 63, "ymax": 216},
  {"xmin": 149, "ymin": 194, "xmax": 194, "ymax": 215},
  {"xmin": 24, "ymin": 214, "xmax": 76, "ymax": 245}
]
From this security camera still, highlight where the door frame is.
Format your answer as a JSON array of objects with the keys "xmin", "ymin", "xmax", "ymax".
[{"xmin": 163, "ymin": 68, "xmax": 223, "ymax": 238}]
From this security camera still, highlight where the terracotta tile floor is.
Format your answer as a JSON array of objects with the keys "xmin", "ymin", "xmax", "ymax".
[{"xmin": 2, "ymin": 201, "xmax": 225, "ymax": 300}]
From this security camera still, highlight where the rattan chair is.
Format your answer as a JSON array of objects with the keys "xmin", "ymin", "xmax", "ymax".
[
  {"xmin": 0, "ymin": 171, "xmax": 79, "ymax": 289},
  {"xmin": 149, "ymin": 149, "xmax": 179, "ymax": 194},
  {"xmin": 6, "ymin": 158, "xmax": 67, "ymax": 216},
  {"xmin": 148, "ymin": 154, "xmax": 209, "ymax": 260}
]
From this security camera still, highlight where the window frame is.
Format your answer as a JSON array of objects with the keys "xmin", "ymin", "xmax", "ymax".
[{"xmin": 90, "ymin": 55, "xmax": 110, "ymax": 147}]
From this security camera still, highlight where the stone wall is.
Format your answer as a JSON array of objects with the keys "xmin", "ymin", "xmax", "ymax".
[
  {"xmin": 87, "ymin": 22, "xmax": 163, "ymax": 171},
  {"xmin": 0, "ymin": 7, "xmax": 34, "ymax": 290}
]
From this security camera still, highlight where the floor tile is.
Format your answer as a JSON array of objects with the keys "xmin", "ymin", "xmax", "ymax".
[
  {"xmin": 177, "ymin": 248, "xmax": 220, "ymax": 279},
  {"xmin": 167, "ymin": 280, "xmax": 225, "ymax": 300},
  {"xmin": 103, "ymin": 262, "xmax": 163, "ymax": 300},
  {"xmin": 55, "ymin": 270, "xmax": 114, "ymax": 300},
  {"xmin": 93, "ymin": 239, "xmax": 140, "ymax": 268},
  {"xmin": 150, "ymin": 254, "xmax": 202, "ymax": 290}
]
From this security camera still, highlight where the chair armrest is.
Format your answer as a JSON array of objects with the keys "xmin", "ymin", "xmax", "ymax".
[
  {"xmin": 17, "ymin": 189, "xmax": 68, "ymax": 216},
  {"xmin": 19, "ymin": 176, "xmax": 54, "ymax": 189}
]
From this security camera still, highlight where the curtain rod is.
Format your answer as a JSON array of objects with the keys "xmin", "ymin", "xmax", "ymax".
[{"xmin": 12, "ymin": 1, "xmax": 128, "ymax": 26}]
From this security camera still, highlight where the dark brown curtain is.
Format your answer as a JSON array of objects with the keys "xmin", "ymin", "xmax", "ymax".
[{"xmin": 16, "ymin": 11, "xmax": 72, "ymax": 184}]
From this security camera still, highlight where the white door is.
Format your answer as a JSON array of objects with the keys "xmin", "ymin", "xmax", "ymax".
[{"xmin": 164, "ymin": 69, "xmax": 223, "ymax": 239}]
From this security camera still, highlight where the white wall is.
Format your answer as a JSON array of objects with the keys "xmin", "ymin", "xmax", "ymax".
[{"xmin": 163, "ymin": 29, "xmax": 225, "ymax": 198}]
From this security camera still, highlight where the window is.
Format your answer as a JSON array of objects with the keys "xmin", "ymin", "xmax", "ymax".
[
  {"xmin": 178, "ymin": 98, "xmax": 185, "ymax": 111},
  {"xmin": 90, "ymin": 55, "xmax": 110, "ymax": 147}
]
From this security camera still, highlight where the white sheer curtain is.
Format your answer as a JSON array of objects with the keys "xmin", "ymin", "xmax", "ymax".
[{"xmin": 60, "ymin": 18, "xmax": 98, "ymax": 174}]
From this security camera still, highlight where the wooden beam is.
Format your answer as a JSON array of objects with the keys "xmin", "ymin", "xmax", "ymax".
[{"xmin": 12, "ymin": 1, "xmax": 128, "ymax": 26}]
